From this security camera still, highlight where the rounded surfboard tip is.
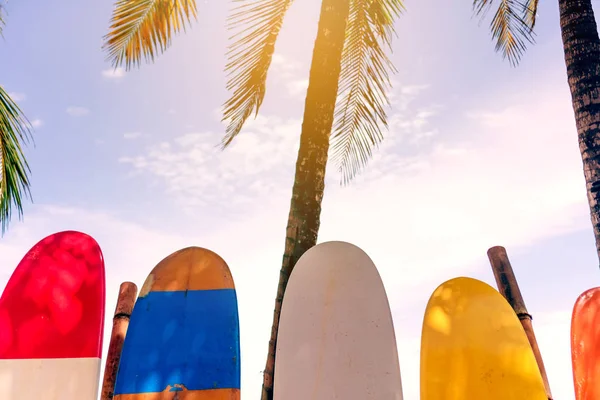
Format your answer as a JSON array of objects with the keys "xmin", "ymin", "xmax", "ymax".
[
  {"xmin": 573, "ymin": 286, "xmax": 600, "ymax": 308},
  {"xmin": 292, "ymin": 241, "xmax": 379, "ymax": 276},
  {"xmin": 571, "ymin": 286, "xmax": 600, "ymax": 400},
  {"xmin": 305, "ymin": 240, "xmax": 366, "ymax": 255},
  {"xmin": 426, "ymin": 276, "xmax": 490, "ymax": 299},
  {"xmin": 421, "ymin": 276, "xmax": 547, "ymax": 400},
  {"xmin": 138, "ymin": 246, "xmax": 235, "ymax": 297},
  {"xmin": 275, "ymin": 240, "xmax": 402, "ymax": 400},
  {"xmin": 0, "ymin": 230, "xmax": 106, "ymax": 360},
  {"xmin": 421, "ymin": 277, "xmax": 504, "ymax": 343}
]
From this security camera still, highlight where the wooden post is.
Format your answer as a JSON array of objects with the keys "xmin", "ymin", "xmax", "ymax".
[
  {"xmin": 487, "ymin": 246, "xmax": 553, "ymax": 400},
  {"xmin": 100, "ymin": 282, "xmax": 138, "ymax": 400}
]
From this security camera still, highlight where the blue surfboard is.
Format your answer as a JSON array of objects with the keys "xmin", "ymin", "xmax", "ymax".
[{"xmin": 113, "ymin": 247, "xmax": 241, "ymax": 399}]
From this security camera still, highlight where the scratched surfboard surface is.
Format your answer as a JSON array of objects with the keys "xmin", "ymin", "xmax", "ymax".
[
  {"xmin": 113, "ymin": 246, "xmax": 240, "ymax": 400},
  {"xmin": 571, "ymin": 287, "xmax": 600, "ymax": 400},
  {"xmin": 273, "ymin": 241, "xmax": 403, "ymax": 400},
  {"xmin": 0, "ymin": 230, "xmax": 106, "ymax": 400},
  {"xmin": 420, "ymin": 277, "xmax": 547, "ymax": 400}
]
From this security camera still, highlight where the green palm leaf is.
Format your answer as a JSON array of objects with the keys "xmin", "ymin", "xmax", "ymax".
[
  {"xmin": 473, "ymin": 0, "xmax": 536, "ymax": 66},
  {"xmin": 221, "ymin": 0, "xmax": 295, "ymax": 148},
  {"xmin": 0, "ymin": 86, "xmax": 32, "ymax": 235},
  {"xmin": 331, "ymin": 0, "xmax": 403, "ymax": 185},
  {"xmin": 103, "ymin": 0, "xmax": 198, "ymax": 70}
]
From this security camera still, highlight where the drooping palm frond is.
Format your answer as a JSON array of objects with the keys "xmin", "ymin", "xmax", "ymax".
[
  {"xmin": 0, "ymin": 86, "xmax": 32, "ymax": 235},
  {"xmin": 221, "ymin": 0, "xmax": 295, "ymax": 148},
  {"xmin": 103, "ymin": 0, "xmax": 197, "ymax": 70},
  {"xmin": 0, "ymin": 4, "xmax": 6, "ymax": 37},
  {"xmin": 330, "ymin": 0, "xmax": 403, "ymax": 185},
  {"xmin": 473, "ymin": 0, "xmax": 536, "ymax": 66},
  {"xmin": 523, "ymin": 0, "xmax": 539, "ymax": 29}
]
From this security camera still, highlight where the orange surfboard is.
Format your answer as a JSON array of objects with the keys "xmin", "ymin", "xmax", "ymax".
[{"xmin": 571, "ymin": 287, "xmax": 600, "ymax": 400}]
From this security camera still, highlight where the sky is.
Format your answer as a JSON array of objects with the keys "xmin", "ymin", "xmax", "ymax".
[{"xmin": 1, "ymin": 0, "xmax": 600, "ymax": 398}]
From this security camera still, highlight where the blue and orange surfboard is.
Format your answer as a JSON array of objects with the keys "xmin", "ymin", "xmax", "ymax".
[
  {"xmin": 0, "ymin": 230, "xmax": 106, "ymax": 400},
  {"xmin": 113, "ymin": 246, "xmax": 240, "ymax": 399}
]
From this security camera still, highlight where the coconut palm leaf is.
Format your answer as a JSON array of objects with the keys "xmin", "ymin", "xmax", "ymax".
[
  {"xmin": 103, "ymin": 0, "xmax": 198, "ymax": 70},
  {"xmin": 523, "ymin": 0, "xmax": 539, "ymax": 28},
  {"xmin": 331, "ymin": 0, "xmax": 403, "ymax": 185},
  {"xmin": 221, "ymin": 0, "xmax": 295, "ymax": 148},
  {"xmin": 472, "ymin": 0, "xmax": 536, "ymax": 66},
  {"xmin": 0, "ymin": 86, "xmax": 32, "ymax": 235},
  {"xmin": 0, "ymin": 4, "xmax": 5, "ymax": 36}
]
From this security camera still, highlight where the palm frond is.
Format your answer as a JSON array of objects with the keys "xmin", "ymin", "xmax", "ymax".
[
  {"xmin": 330, "ymin": 0, "xmax": 403, "ymax": 185},
  {"xmin": 102, "ymin": 0, "xmax": 198, "ymax": 70},
  {"xmin": 473, "ymin": 0, "xmax": 535, "ymax": 66},
  {"xmin": 0, "ymin": 86, "xmax": 32, "ymax": 235},
  {"xmin": 523, "ymin": 0, "xmax": 539, "ymax": 29},
  {"xmin": 0, "ymin": 4, "xmax": 6, "ymax": 37},
  {"xmin": 221, "ymin": 0, "xmax": 295, "ymax": 148}
]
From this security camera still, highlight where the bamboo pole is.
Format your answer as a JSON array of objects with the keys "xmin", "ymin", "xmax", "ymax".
[
  {"xmin": 100, "ymin": 282, "xmax": 138, "ymax": 400},
  {"xmin": 487, "ymin": 246, "xmax": 553, "ymax": 400}
]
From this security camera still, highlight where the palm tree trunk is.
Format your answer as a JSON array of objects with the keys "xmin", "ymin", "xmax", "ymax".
[
  {"xmin": 259, "ymin": 1, "xmax": 351, "ymax": 399},
  {"xmin": 558, "ymin": 0, "xmax": 600, "ymax": 264}
]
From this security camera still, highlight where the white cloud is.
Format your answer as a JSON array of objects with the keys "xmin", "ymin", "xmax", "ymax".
[
  {"xmin": 123, "ymin": 132, "xmax": 142, "ymax": 140},
  {"xmin": 66, "ymin": 106, "xmax": 90, "ymax": 117},
  {"xmin": 115, "ymin": 78, "xmax": 584, "ymax": 387},
  {"xmin": 271, "ymin": 53, "xmax": 301, "ymax": 78},
  {"xmin": 270, "ymin": 53, "xmax": 312, "ymax": 98},
  {"xmin": 119, "ymin": 79, "xmax": 588, "ymax": 261},
  {"xmin": 8, "ymin": 92, "xmax": 26, "ymax": 101},
  {"xmin": 101, "ymin": 67, "xmax": 125, "ymax": 80},
  {"xmin": 30, "ymin": 118, "xmax": 43, "ymax": 128},
  {"xmin": 285, "ymin": 78, "xmax": 308, "ymax": 97},
  {"xmin": 119, "ymin": 115, "xmax": 302, "ymax": 213}
]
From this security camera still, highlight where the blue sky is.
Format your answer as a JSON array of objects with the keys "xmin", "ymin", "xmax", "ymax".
[{"xmin": 1, "ymin": 0, "xmax": 600, "ymax": 398}]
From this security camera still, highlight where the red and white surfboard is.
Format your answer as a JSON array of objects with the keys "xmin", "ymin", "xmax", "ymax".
[{"xmin": 0, "ymin": 231, "xmax": 106, "ymax": 400}]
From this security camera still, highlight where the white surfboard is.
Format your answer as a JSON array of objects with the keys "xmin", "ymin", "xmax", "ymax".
[{"xmin": 273, "ymin": 241, "xmax": 403, "ymax": 400}]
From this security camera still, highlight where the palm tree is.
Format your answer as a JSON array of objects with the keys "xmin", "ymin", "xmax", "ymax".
[
  {"xmin": 103, "ymin": 2, "xmax": 402, "ymax": 399},
  {"xmin": 473, "ymin": 0, "xmax": 600, "ymax": 263},
  {"xmin": 224, "ymin": 1, "xmax": 402, "ymax": 398},
  {"xmin": 0, "ymin": 6, "xmax": 34, "ymax": 235}
]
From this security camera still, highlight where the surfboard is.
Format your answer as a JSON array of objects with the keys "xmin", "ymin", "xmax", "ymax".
[
  {"xmin": 0, "ymin": 230, "xmax": 106, "ymax": 400},
  {"xmin": 273, "ymin": 241, "xmax": 403, "ymax": 400},
  {"xmin": 420, "ymin": 276, "xmax": 547, "ymax": 400},
  {"xmin": 571, "ymin": 287, "xmax": 600, "ymax": 400},
  {"xmin": 113, "ymin": 246, "xmax": 240, "ymax": 400}
]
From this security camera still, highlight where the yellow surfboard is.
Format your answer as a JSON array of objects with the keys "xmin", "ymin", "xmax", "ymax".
[{"xmin": 420, "ymin": 277, "xmax": 547, "ymax": 400}]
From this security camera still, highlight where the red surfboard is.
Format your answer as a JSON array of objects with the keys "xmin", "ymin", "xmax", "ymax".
[
  {"xmin": 0, "ymin": 230, "xmax": 106, "ymax": 399},
  {"xmin": 572, "ymin": 287, "xmax": 600, "ymax": 400}
]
